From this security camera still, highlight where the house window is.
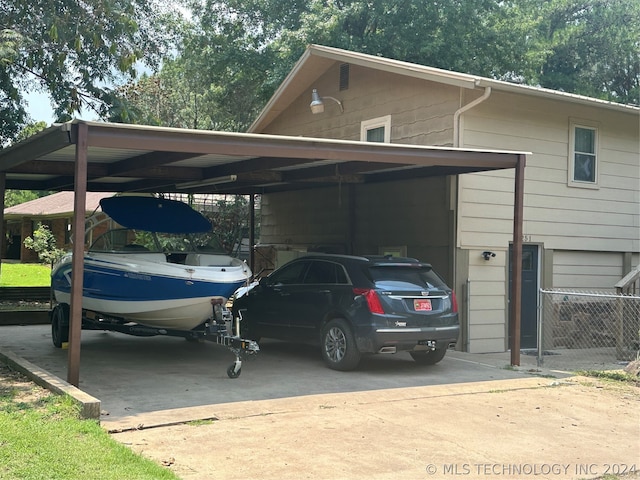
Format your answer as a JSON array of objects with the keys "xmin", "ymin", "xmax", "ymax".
[
  {"xmin": 65, "ymin": 219, "xmax": 72, "ymax": 244},
  {"xmin": 569, "ymin": 122, "xmax": 598, "ymax": 187},
  {"xmin": 361, "ymin": 115, "xmax": 391, "ymax": 143}
]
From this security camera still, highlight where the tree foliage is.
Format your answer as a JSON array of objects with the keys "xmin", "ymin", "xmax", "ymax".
[
  {"xmin": 23, "ymin": 223, "xmax": 65, "ymax": 265},
  {"xmin": 0, "ymin": 0, "xmax": 176, "ymax": 144},
  {"xmin": 527, "ymin": 0, "xmax": 640, "ymax": 103},
  {"xmin": 118, "ymin": 0, "xmax": 637, "ymax": 132},
  {"xmin": 3, "ymin": 1, "xmax": 635, "ymax": 140},
  {"xmin": 203, "ymin": 195, "xmax": 253, "ymax": 257},
  {"xmin": 4, "ymin": 122, "xmax": 51, "ymax": 207}
]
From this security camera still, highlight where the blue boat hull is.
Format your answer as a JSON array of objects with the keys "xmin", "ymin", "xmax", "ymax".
[{"xmin": 52, "ymin": 254, "xmax": 249, "ymax": 329}]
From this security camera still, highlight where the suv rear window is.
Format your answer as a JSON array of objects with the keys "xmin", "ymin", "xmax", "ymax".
[
  {"xmin": 304, "ymin": 261, "xmax": 349, "ymax": 284},
  {"xmin": 369, "ymin": 265, "xmax": 446, "ymax": 290}
]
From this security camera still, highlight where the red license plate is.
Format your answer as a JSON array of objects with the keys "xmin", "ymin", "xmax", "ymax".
[{"xmin": 414, "ymin": 299, "xmax": 432, "ymax": 311}]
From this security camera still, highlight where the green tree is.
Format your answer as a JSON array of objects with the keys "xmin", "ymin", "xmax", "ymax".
[
  {"xmin": 114, "ymin": 60, "xmax": 222, "ymax": 130},
  {"xmin": 526, "ymin": 0, "xmax": 640, "ymax": 104},
  {"xmin": 0, "ymin": 0, "xmax": 176, "ymax": 145},
  {"xmin": 23, "ymin": 223, "xmax": 65, "ymax": 265},
  {"xmin": 204, "ymin": 195, "xmax": 252, "ymax": 257},
  {"xmin": 14, "ymin": 120, "xmax": 48, "ymax": 141},
  {"xmin": 4, "ymin": 190, "xmax": 41, "ymax": 207},
  {"xmin": 4, "ymin": 122, "xmax": 51, "ymax": 207},
  {"xmin": 121, "ymin": 0, "xmax": 638, "ymax": 131}
]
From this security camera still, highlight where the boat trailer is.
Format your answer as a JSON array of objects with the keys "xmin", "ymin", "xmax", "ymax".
[{"xmin": 50, "ymin": 299, "xmax": 259, "ymax": 379}]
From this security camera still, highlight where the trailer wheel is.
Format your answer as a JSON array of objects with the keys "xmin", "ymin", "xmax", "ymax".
[
  {"xmin": 227, "ymin": 364, "xmax": 241, "ymax": 379},
  {"xmin": 51, "ymin": 304, "xmax": 70, "ymax": 348}
]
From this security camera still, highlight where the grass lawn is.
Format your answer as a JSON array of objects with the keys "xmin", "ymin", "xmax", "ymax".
[
  {"xmin": 0, "ymin": 365, "xmax": 180, "ymax": 480},
  {"xmin": 0, "ymin": 263, "xmax": 52, "ymax": 287}
]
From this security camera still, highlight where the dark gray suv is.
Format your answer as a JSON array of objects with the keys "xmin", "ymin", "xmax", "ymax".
[{"xmin": 233, "ymin": 254, "xmax": 459, "ymax": 371}]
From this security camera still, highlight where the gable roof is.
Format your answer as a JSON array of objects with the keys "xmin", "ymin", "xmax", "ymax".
[
  {"xmin": 3, "ymin": 191, "xmax": 113, "ymax": 219},
  {"xmin": 249, "ymin": 44, "xmax": 639, "ymax": 133}
]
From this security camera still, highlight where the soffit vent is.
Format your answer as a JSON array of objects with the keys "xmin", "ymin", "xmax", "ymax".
[{"xmin": 339, "ymin": 63, "xmax": 350, "ymax": 90}]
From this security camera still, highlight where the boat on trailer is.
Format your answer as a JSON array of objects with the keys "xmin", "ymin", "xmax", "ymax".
[{"xmin": 50, "ymin": 195, "xmax": 258, "ymax": 378}]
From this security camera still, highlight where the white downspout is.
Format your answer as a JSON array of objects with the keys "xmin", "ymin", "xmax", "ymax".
[
  {"xmin": 452, "ymin": 83, "xmax": 491, "ymax": 353},
  {"xmin": 453, "ymin": 85, "xmax": 491, "ymax": 147}
]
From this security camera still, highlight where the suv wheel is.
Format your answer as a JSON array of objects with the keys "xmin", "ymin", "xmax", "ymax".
[
  {"xmin": 321, "ymin": 319, "xmax": 361, "ymax": 371},
  {"xmin": 410, "ymin": 348, "xmax": 447, "ymax": 365}
]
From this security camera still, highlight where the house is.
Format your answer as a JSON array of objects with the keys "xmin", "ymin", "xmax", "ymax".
[
  {"xmin": 248, "ymin": 45, "xmax": 640, "ymax": 353},
  {"xmin": 2, "ymin": 191, "xmax": 113, "ymax": 262}
]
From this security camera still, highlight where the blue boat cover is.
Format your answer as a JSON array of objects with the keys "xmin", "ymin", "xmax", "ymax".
[{"xmin": 100, "ymin": 196, "xmax": 212, "ymax": 233}]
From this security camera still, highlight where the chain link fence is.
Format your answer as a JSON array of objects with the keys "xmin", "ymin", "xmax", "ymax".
[{"xmin": 537, "ymin": 289, "xmax": 640, "ymax": 371}]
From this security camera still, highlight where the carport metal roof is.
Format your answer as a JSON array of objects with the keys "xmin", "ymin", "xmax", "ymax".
[
  {"xmin": 0, "ymin": 120, "xmax": 528, "ymax": 384},
  {"xmin": 1, "ymin": 120, "xmax": 525, "ymax": 193}
]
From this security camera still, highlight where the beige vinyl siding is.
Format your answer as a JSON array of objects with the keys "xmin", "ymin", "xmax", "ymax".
[
  {"xmin": 459, "ymin": 90, "xmax": 640, "ymax": 253},
  {"xmin": 256, "ymin": 61, "xmax": 639, "ymax": 355},
  {"xmin": 260, "ymin": 63, "xmax": 457, "ymax": 146},
  {"xmin": 552, "ymin": 251, "xmax": 626, "ymax": 291},
  {"xmin": 466, "ymin": 249, "xmax": 508, "ymax": 352}
]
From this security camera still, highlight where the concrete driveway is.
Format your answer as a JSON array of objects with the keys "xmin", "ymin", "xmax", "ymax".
[
  {"xmin": 2, "ymin": 324, "xmax": 539, "ymax": 424},
  {"xmin": 2, "ymin": 324, "xmax": 639, "ymax": 480}
]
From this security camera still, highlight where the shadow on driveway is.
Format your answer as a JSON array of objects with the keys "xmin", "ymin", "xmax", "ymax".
[{"xmin": 0, "ymin": 324, "xmax": 551, "ymax": 421}]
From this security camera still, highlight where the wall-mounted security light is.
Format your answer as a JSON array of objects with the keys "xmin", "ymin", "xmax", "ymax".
[
  {"xmin": 310, "ymin": 88, "xmax": 344, "ymax": 114},
  {"xmin": 482, "ymin": 251, "xmax": 496, "ymax": 261}
]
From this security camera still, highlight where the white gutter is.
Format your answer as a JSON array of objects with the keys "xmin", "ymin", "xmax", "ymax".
[{"xmin": 453, "ymin": 85, "xmax": 492, "ymax": 147}]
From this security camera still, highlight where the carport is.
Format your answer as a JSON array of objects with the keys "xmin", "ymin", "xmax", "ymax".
[{"xmin": 0, "ymin": 120, "xmax": 527, "ymax": 385}]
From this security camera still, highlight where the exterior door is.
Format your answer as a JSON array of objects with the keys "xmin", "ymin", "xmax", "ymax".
[{"xmin": 509, "ymin": 244, "xmax": 539, "ymax": 349}]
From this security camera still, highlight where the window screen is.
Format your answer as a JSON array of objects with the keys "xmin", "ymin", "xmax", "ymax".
[
  {"xmin": 573, "ymin": 126, "xmax": 596, "ymax": 183},
  {"xmin": 366, "ymin": 126, "xmax": 386, "ymax": 143}
]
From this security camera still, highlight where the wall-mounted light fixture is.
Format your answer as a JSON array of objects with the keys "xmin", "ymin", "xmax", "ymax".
[
  {"xmin": 482, "ymin": 251, "xmax": 496, "ymax": 261},
  {"xmin": 176, "ymin": 175, "xmax": 237, "ymax": 190},
  {"xmin": 310, "ymin": 88, "xmax": 343, "ymax": 114}
]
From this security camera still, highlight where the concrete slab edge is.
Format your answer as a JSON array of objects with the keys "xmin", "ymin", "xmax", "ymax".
[
  {"xmin": 104, "ymin": 376, "xmax": 553, "ymax": 433},
  {"xmin": 0, "ymin": 347, "xmax": 101, "ymax": 420}
]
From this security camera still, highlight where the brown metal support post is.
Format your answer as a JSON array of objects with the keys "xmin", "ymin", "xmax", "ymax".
[
  {"xmin": 0, "ymin": 173, "xmax": 5, "ymax": 276},
  {"xmin": 348, "ymin": 185, "xmax": 356, "ymax": 255},
  {"xmin": 509, "ymin": 154, "xmax": 526, "ymax": 366},
  {"xmin": 67, "ymin": 123, "xmax": 88, "ymax": 386},
  {"xmin": 249, "ymin": 194, "xmax": 255, "ymax": 276}
]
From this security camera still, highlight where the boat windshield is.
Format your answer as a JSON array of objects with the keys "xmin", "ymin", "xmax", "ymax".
[{"xmin": 89, "ymin": 228, "xmax": 226, "ymax": 254}]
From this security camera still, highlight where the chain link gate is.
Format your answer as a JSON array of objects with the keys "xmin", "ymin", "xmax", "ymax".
[{"xmin": 537, "ymin": 290, "xmax": 640, "ymax": 371}]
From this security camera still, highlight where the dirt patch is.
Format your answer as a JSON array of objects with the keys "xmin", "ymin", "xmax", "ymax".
[
  {"xmin": 0, "ymin": 364, "xmax": 51, "ymax": 406},
  {"xmin": 111, "ymin": 376, "xmax": 640, "ymax": 480},
  {"xmin": 2, "ymin": 364, "xmax": 639, "ymax": 480}
]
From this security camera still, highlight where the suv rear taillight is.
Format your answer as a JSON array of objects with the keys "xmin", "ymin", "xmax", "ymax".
[
  {"xmin": 353, "ymin": 288, "xmax": 385, "ymax": 314},
  {"xmin": 451, "ymin": 290, "xmax": 458, "ymax": 313}
]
